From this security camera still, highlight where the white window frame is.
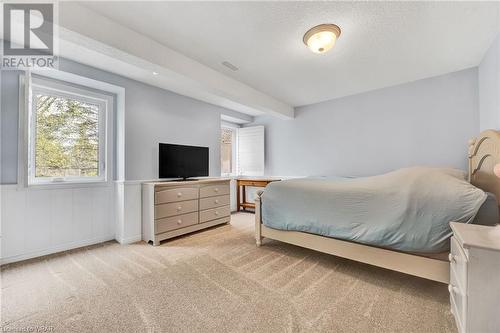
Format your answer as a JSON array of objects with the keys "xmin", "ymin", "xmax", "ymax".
[
  {"xmin": 220, "ymin": 122, "xmax": 239, "ymax": 177},
  {"xmin": 24, "ymin": 75, "xmax": 113, "ymax": 186}
]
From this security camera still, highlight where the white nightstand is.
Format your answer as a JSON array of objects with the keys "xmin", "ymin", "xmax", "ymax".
[{"xmin": 449, "ymin": 222, "xmax": 500, "ymax": 333}]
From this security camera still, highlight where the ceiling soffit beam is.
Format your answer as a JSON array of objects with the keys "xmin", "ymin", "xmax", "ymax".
[{"xmin": 58, "ymin": 3, "xmax": 294, "ymax": 119}]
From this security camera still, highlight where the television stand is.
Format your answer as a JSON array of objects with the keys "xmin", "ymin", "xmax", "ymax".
[{"xmin": 142, "ymin": 178, "xmax": 231, "ymax": 245}]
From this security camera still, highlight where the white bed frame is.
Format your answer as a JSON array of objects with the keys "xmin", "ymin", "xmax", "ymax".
[{"xmin": 255, "ymin": 129, "xmax": 500, "ymax": 284}]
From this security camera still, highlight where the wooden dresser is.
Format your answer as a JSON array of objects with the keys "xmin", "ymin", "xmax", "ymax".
[
  {"xmin": 142, "ymin": 178, "xmax": 231, "ymax": 245},
  {"xmin": 449, "ymin": 222, "xmax": 500, "ymax": 333}
]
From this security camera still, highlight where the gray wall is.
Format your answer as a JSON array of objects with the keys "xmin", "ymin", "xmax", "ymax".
[
  {"xmin": 1, "ymin": 59, "xmax": 242, "ymax": 183},
  {"xmin": 247, "ymin": 68, "xmax": 479, "ymax": 177},
  {"xmin": 1, "ymin": 70, "xmax": 21, "ymax": 184},
  {"xmin": 479, "ymin": 33, "xmax": 500, "ymax": 131}
]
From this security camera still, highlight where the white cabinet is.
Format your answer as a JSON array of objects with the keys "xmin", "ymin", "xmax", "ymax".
[{"xmin": 449, "ymin": 222, "xmax": 500, "ymax": 333}]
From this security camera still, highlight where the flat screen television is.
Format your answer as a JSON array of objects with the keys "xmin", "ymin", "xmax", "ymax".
[{"xmin": 159, "ymin": 143, "xmax": 209, "ymax": 180}]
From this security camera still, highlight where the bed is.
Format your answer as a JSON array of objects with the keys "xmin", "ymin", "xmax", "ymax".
[{"xmin": 255, "ymin": 129, "xmax": 500, "ymax": 284}]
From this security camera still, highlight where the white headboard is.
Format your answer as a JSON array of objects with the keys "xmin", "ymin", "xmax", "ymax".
[{"xmin": 468, "ymin": 129, "xmax": 500, "ymax": 205}]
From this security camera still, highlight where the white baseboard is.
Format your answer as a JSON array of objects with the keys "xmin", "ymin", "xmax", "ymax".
[
  {"xmin": 117, "ymin": 235, "xmax": 143, "ymax": 245},
  {"xmin": 1, "ymin": 235, "xmax": 115, "ymax": 265}
]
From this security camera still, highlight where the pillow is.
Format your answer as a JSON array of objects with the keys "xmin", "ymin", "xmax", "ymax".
[
  {"xmin": 433, "ymin": 167, "xmax": 467, "ymax": 180},
  {"xmin": 398, "ymin": 167, "xmax": 466, "ymax": 180},
  {"xmin": 473, "ymin": 192, "xmax": 499, "ymax": 226}
]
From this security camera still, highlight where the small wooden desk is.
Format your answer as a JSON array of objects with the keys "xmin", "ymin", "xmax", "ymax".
[{"xmin": 236, "ymin": 178, "xmax": 280, "ymax": 211}]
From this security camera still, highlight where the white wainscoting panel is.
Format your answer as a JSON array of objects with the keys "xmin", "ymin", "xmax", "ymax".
[
  {"xmin": 123, "ymin": 183, "xmax": 142, "ymax": 244},
  {"xmin": 230, "ymin": 178, "xmax": 237, "ymax": 212},
  {"xmin": 1, "ymin": 184, "xmax": 115, "ymax": 265},
  {"xmin": 114, "ymin": 181, "xmax": 142, "ymax": 245}
]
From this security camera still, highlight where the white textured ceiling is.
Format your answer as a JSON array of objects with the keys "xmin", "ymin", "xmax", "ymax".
[{"xmin": 79, "ymin": 1, "xmax": 500, "ymax": 107}]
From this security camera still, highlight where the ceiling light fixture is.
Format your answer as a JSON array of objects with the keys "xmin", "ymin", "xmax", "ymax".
[
  {"xmin": 152, "ymin": 71, "xmax": 159, "ymax": 75},
  {"xmin": 303, "ymin": 24, "xmax": 341, "ymax": 54}
]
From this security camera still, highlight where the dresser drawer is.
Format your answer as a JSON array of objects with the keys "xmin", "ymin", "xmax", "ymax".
[
  {"xmin": 155, "ymin": 200, "xmax": 198, "ymax": 219},
  {"xmin": 200, "ymin": 195, "xmax": 230, "ymax": 210},
  {"xmin": 155, "ymin": 187, "xmax": 198, "ymax": 204},
  {"xmin": 156, "ymin": 212, "xmax": 199, "ymax": 234},
  {"xmin": 450, "ymin": 236, "xmax": 468, "ymax": 292},
  {"xmin": 200, "ymin": 184, "xmax": 230, "ymax": 198},
  {"xmin": 200, "ymin": 205, "xmax": 230, "ymax": 223}
]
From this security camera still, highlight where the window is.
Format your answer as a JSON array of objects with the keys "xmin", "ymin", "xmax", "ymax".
[
  {"xmin": 27, "ymin": 77, "xmax": 110, "ymax": 185},
  {"xmin": 237, "ymin": 126, "xmax": 264, "ymax": 176},
  {"xmin": 220, "ymin": 124, "xmax": 264, "ymax": 177},
  {"xmin": 221, "ymin": 126, "xmax": 236, "ymax": 175}
]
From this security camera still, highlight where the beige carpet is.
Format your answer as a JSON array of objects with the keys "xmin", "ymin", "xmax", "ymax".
[{"xmin": 1, "ymin": 212, "xmax": 456, "ymax": 332}]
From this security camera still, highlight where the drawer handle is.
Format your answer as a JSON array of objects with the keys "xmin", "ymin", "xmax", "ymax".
[
  {"xmin": 214, "ymin": 199, "xmax": 219, "ymax": 204},
  {"xmin": 448, "ymin": 284, "xmax": 460, "ymax": 296},
  {"xmin": 177, "ymin": 219, "xmax": 182, "ymax": 225},
  {"xmin": 177, "ymin": 206, "xmax": 182, "ymax": 211},
  {"xmin": 177, "ymin": 192, "xmax": 182, "ymax": 198},
  {"xmin": 214, "ymin": 188, "xmax": 219, "ymax": 192},
  {"xmin": 448, "ymin": 254, "xmax": 456, "ymax": 263}
]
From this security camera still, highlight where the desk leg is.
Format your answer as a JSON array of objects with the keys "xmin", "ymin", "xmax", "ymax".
[
  {"xmin": 242, "ymin": 185, "xmax": 246, "ymax": 211},
  {"xmin": 236, "ymin": 183, "xmax": 240, "ymax": 212},
  {"xmin": 255, "ymin": 195, "xmax": 262, "ymax": 246}
]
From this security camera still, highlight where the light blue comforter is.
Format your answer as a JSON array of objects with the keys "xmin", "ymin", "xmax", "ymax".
[{"xmin": 261, "ymin": 167, "xmax": 487, "ymax": 253}]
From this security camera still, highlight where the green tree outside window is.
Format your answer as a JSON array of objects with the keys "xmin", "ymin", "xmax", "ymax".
[{"xmin": 35, "ymin": 94, "xmax": 100, "ymax": 178}]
